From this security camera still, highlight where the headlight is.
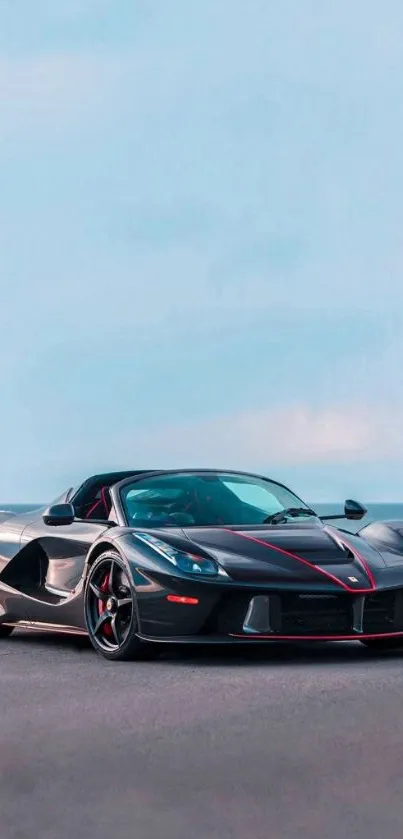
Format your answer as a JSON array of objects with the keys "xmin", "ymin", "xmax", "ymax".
[{"xmin": 133, "ymin": 532, "xmax": 228, "ymax": 577}]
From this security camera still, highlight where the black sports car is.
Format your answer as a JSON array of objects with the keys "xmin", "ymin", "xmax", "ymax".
[{"xmin": 2, "ymin": 467, "xmax": 403, "ymax": 661}]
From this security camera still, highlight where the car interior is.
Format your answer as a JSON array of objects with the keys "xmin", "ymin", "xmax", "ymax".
[{"xmin": 69, "ymin": 471, "xmax": 147, "ymax": 523}]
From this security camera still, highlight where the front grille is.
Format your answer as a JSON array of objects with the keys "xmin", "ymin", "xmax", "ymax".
[
  {"xmin": 362, "ymin": 590, "xmax": 403, "ymax": 634},
  {"xmin": 279, "ymin": 593, "xmax": 352, "ymax": 635},
  {"xmin": 203, "ymin": 588, "xmax": 403, "ymax": 638}
]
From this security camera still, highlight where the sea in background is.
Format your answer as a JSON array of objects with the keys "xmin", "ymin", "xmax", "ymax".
[
  {"xmin": 2, "ymin": 501, "xmax": 403, "ymax": 533},
  {"xmin": 313, "ymin": 503, "xmax": 403, "ymax": 533}
]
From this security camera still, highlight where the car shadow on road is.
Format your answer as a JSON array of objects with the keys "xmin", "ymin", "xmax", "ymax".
[
  {"xmin": 7, "ymin": 628, "xmax": 403, "ymax": 668},
  {"xmin": 157, "ymin": 641, "xmax": 403, "ymax": 668}
]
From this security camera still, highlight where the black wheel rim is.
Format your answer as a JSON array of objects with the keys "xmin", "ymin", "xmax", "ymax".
[{"xmin": 86, "ymin": 558, "xmax": 134, "ymax": 652}]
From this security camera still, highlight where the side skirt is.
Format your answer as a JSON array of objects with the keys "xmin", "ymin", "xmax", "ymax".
[
  {"xmin": 2, "ymin": 620, "xmax": 88, "ymax": 636},
  {"xmin": 137, "ymin": 630, "xmax": 403, "ymax": 644}
]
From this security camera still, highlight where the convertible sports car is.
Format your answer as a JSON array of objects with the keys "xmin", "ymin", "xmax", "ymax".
[{"xmin": 2, "ymin": 467, "xmax": 403, "ymax": 661}]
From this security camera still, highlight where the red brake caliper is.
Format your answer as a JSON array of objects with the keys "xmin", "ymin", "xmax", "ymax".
[{"xmin": 98, "ymin": 572, "xmax": 113, "ymax": 637}]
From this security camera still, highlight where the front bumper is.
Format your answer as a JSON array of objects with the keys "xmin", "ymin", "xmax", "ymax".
[{"xmin": 138, "ymin": 583, "xmax": 403, "ymax": 641}]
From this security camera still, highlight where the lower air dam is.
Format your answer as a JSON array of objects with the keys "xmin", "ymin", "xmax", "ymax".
[{"xmin": 243, "ymin": 595, "xmax": 272, "ymax": 634}]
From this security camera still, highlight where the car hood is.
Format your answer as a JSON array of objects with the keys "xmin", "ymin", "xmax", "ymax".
[{"xmin": 178, "ymin": 523, "xmax": 386, "ymax": 588}]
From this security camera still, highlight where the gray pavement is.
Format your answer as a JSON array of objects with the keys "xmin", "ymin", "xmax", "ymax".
[{"xmin": 1, "ymin": 630, "xmax": 403, "ymax": 839}]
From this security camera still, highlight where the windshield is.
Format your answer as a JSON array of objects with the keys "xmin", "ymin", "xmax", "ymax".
[{"xmin": 119, "ymin": 471, "xmax": 317, "ymax": 528}]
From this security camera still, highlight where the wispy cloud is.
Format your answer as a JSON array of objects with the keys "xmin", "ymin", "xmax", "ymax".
[
  {"xmin": 0, "ymin": 53, "xmax": 128, "ymax": 141},
  {"xmin": 13, "ymin": 400, "xmax": 401, "ymax": 471},
  {"xmin": 117, "ymin": 403, "xmax": 394, "ymax": 469}
]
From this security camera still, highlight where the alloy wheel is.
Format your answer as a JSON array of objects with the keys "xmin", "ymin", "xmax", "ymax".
[{"xmin": 85, "ymin": 555, "xmax": 135, "ymax": 653}]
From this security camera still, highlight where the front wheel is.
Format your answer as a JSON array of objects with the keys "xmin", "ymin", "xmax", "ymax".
[
  {"xmin": 360, "ymin": 637, "xmax": 403, "ymax": 651},
  {"xmin": 84, "ymin": 551, "xmax": 159, "ymax": 661}
]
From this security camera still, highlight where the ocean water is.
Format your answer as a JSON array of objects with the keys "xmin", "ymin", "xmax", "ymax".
[
  {"xmin": 0, "ymin": 504, "xmax": 44, "ymax": 514},
  {"xmin": 1, "ymin": 502, "xmax": 403, "ymax": 533},
  {"xmin": 314, "ymin": 503, "xmax": 403, "ymax": 533}
]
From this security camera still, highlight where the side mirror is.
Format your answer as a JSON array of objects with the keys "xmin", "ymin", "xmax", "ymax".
[
  {"xmin": 344, "ymin": 499, "xmax": 367, "ymax": 520},
  {"xmin": 42, "ymin": 502, "xmax": 75, "ymax": 527}
]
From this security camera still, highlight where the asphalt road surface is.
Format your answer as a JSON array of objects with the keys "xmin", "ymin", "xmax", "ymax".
[{"xmin": 2, "ymin": 631, "xmax": 403, "ymax": 839}]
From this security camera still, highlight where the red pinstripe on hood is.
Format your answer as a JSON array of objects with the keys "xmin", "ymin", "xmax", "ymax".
[{"xmin": 220, "ymin": 527, "xmax": 376, "ymax": 593}]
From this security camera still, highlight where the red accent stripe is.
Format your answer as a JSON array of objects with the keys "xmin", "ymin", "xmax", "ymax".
[
  {"xmin": 167, "ymin": 595, "xmax": 199, "ymax": 605},
  {"xmin": 230, "ymin": 631, "xmax": 403, "ymax": 641},
  {"xmin": 334, "ymin": 534, "xmax": 377, "ymax": 589},
  {"xmin": 221, "ymin": 528, "xmax": 375, "ymax": 593},
  {"xmin": 100, "ymin": 486, "xmax": 110, "ymax": 518},
  {"xmin": 86, "ymin": 499, "xmax": 103, "ymax": 518}
]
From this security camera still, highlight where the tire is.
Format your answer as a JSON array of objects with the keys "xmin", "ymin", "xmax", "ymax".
[
  {"xmin": 360, "ymin": 638, "xmax": 403, "ymax": 651},
  {"xmin": 0, "ymin": 624, "xmax": 14, "ymax": 638},
  {"xmin": 84, "ymin": 551, "xmax": 159, "ymax": 661}
]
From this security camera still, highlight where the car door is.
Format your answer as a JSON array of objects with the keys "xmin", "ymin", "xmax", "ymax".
[
  {"xmin": 20, "ymin": 516, "xmax": 110, "ymax": 615},
  {"xmin": 0, "ymin": 509, "xmax": 42, "ymax": 622}
]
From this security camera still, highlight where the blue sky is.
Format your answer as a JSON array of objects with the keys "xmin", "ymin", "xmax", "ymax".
[{"xmin": 1, "ymin": 0, "xmax": 403, "ymax": 502}]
